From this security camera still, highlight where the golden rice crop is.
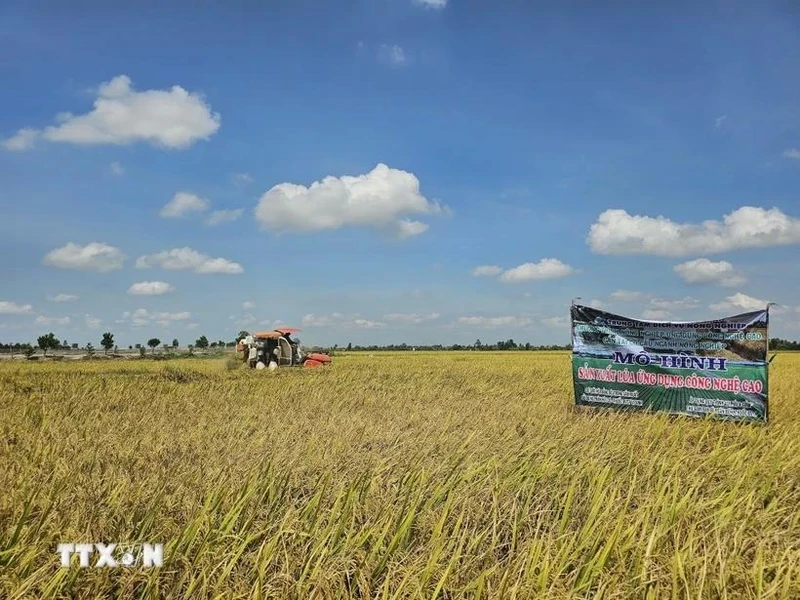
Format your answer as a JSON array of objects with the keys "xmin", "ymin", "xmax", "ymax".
[{"xmin": 1, "ymin": 351, "xmax": 799, "ymax": 599}]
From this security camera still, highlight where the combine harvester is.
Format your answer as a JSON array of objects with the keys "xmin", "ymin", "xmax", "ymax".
[{"xmin": 236, "ymin": 328, "xmax": 332, "ymax": 370}]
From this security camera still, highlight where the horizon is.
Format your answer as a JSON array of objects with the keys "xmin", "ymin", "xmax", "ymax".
[{"xmin": 2, "ymin": 1, "xmax": 800, "ymax": 347}]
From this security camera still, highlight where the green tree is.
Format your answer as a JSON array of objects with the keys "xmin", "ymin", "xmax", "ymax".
[
  {"xmin": 237, "ymin": 330, "xmax": 249, "ymax": 342},
  {"xmin": 101, "ymin": 332, "xmax": 114, "ymax": 355},
  {"xmin": 86, "ymin": 343, "xmax": 95, "ymax": 356},
  {"xmin": 172, "ymin": 338, "xmax": 179, "ymax": 348},
  {"xmin": 37, "ymin": 332, "xmax": 58, "ymax": 356},
  {"xmin": 195, "ymin": 335, "xmax": 209, "ymax": 349},
  {"xmin": 147, "ymin": 338, "xmax": 161, "ymax": 353}
]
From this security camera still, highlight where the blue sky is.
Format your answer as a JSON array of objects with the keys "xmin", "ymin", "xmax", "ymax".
[{"xmin": 1, "ymin": 0, "xmax": 800, "ymax": 347}]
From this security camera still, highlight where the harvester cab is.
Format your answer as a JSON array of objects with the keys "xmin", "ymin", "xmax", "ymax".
[{"xmin": 236, "ymin": 328, "xmax": 332, "ymax": 369}]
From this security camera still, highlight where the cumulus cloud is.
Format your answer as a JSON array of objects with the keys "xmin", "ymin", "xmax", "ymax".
[
  {"xmin": 471, "ymin": 259, "xmax": 576, "ymax": 283},
  {"xmin": 709, "ymin": 293, "xmax": 773, "ymax": 313},
  {"xmin": 302, "ymin": 313, "xmax": 385, "ymax": 328},
  {"xmin": 648, "ymin": 297, "xmax": 699, "ymax": 311},
  {"xmin": 0, "ymin": 301, "xmax": 33, "ymax": 314},
  {"xmin": 232, "ymin": 172, "xmax": 253, "ymax": 186},
  {"xmin": 458, "ymin": 316, "xmax": 533, "ymax": 327},
  {"xmin": 413, "ymin": 0, "xmax": 448, "ymax": 8},
  {"xmin": 35, "ymin": 315, "xmax": 71, "ymax": 326},
  {"xmin": 2, "ymin": 128, "xmax": 38, "ymax": 150},
  {"xmin": 783, "ymin": 149, "xmax": 800, "ymax": 160},
  {"xmin": 205, "ymin": 208, "xmax": 244, "ymax": 226},
  {"xmin": 382, "ymin": 312, "xmax": 440, "ymax": 324},
  {"xmin": 610, "ymin": 290, "xmax": 645, "ymax": 301},
  {"xmin": 242, "ymin": 301, "xmax": 256, "ymax": 310},
  {"xmin": 379, "ymin": 44, "xmax": 407, "ymax": 66},
  {"xmin": 589, "ymin": 299, "xmax": 605, "ymax": 309},
  {"xmin": 254, "ymin": 163, "xmax": 448, "ymax": 239},
  {"xmin": 127, "ymin": 281, "xmax": 174, "ymax": 296},
  {"xmin": 85, "ymin": 315, "xmax": 102, "ymax": 329},
  {"xmin": 3, "ymin": 75, "xmax": 220, "ymax": 151},
  {"xmin": 160, "ymin": 192, "xmax": 209, "ymax": 218},
  {"xmin": 110, "ymin": 161, "xmax": 124, "ymax": 176},
  {"xmin": 471, "ymin": 265, "xmax": 503, "ymax": 277},
  {"xmin": 50, "ymin": 294, "xmax": 78, "ymax": 302},
  {"xmin": 135, "ymin": 247, "xmax": 243, "ymax": 274},
  {"xmin": 43, "ymin": 242, "xmax": 125, "ymax": 272},
  {"xmin": 498, "ymin": 259, "xmax": 576, "ymax": 283},
  {"xmin": 673, "ymin": 258, "xmax": 746, "ymax": 286},
  {"xmin": 396, "ymin": 219, "xmax": 428, "ymax": 238},
  {"xmin": 233, "ymin": 313, "xmax": 257, "ymax": 326},
  {"xmin": 120, "ymin": 308, "xmax": 191, "ymax": 327},
  {"xmin": 587, "ymin": 206, "xmax": 800, "ymax": 256},
  {"xmin": 541, "ymin": 316, "xmax": 569, "ymax": 328}
]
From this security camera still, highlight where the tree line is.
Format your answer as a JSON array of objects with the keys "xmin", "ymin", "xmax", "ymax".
[
  {"xmin": 0, "ymin": 332, "xmax": 236, "ymax": 356},
  {"xmin": 332, "ymin": 339, "xmax": 572, "ymax": 352},
  {"xmin": 3, "ymin": 333, "xmax": 800, "ymax": 355}
]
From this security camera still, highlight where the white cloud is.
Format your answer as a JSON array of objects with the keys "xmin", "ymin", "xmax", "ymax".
[
  {"xmin": 35, "ymin": 315, "xmax": 71, "ymax": 326},
  {"xmin": 541, "ymin": 316, "xmax": 569, "ymax": 328},
  {"xmin": 135, "ymin": 247, "xmax": 243, "ymax": 274},
  {"xmin": 471, "ymin": 265, "xmax": 503, "ymax": 277},
  {"xmin": 413, "ymin": 0, "xmax": 448, "ymax": 8},
  {"xmin": 710, "ymin": 293, "xmax": 773, "ymax": 313},
  {"xmin": 783, "ymin": 149, "xmax": 800, "ymax": 160},
  {"xmin": 160, "ymin": 192, "xmax": 209, "ymax": 218},
  {"xmin": 233, "ymin": 313, "xmax": 257, "ymax": 326},
  {"xmin": 498, "ymin": 259, "xmax": 576, "ymax": 283},
  {"xmin": 715, "ymin": 115, "xmax": 727, "ymax": 129},
  {"xmin": 187, "ymin": 323, "xmax": 199, "ymax": 330},
  {"xmin": 232, "ymin": 172, "xmax": 253, "ymax": 186},
  {"xmin": 673, "ymin": 258, "xmax": 746, "ymax": 286},
  {"xmin": 3, "ymin": 75, "xmax": 220, "ymax": 151},
  {"xmin": 641, "ymin": 309, "xmax": 672, "ymax": 320},
  {"xmin": 242, "ymin": 301, "xmax": 256, "ymax": 310},
  {"xmin": 85, "ymin": 314, "xmax": 102, "ymax": 330},
  {"xmin": 587, "ymin": 206, "xmax": 800, "ymax": 256},
  {"xmin": 205, "ymin": 208, "xmax": 244, "ymax": 226},
  {"xmin": 0, "ymin": 301, "xmax": 33, "ymax": 314},
  {"xmin": 119, "ymin": 308, "xmax": 190, "ymax": 327},
  {"xmin": 589, "ymin": 299, "xmax": 605, "ymax": 309},
  {"xmin": 43, "ymin": 242, "xmax": 125, "ymax": 272},
  {"xmin": 352, "ymin": 318, "xmax": 385, "ymax": 329},
  {"xmin": 110, "ymin": 161, "xmax": 124, "ymax": 176},
  {"xmin": 396, "ymin": 219, "xmax": 428, "ymax": 238},
  {"xmin": 379, "ymin": 44, "xmax": 407, "ymax": 66},
  {"xmin": 2, "ymin": 128, "xmax": 38, "ymax": 150},
  {"xmin": 648, "ymin": 296, "xmax": 699, "ymax": 311},
  {"xmin": 382, "ymin": 312, "xmax": 440, "ymax": 324},
  {"xmin": 254, "ymin": 163, "xmax": 448, "ymax": 238},
  {"xmin": 50, "ymin": 294, "xmax": 78, "ymax": 302},
  {"xmin": 127, "ymin": 281, "xmax": 174, "ymax": 296},
  {"xmin": 458, "ymin": 316, "xmax": 533, "ymax": 328},
  {"xmin": 610, "ymin": 290, "xmax": 645, "ymax": 301},
  {"xmin": 302, "ymin": 313, "xmax": 385, "ymax": 328}
]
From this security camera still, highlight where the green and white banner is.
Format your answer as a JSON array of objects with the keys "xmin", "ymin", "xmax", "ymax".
[{"xmin": 570, "ymin": 304, "xmax": 769, "ymax": 423}]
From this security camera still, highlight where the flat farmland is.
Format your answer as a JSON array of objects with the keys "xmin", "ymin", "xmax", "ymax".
[{"xmin": 1, "ymin": 351, "xmax": 799, "ymax": 599}]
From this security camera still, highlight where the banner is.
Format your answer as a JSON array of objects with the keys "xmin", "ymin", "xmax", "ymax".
[{"xmin": 570, "ymin": 304, "xmax": 769, "ymax": 423}]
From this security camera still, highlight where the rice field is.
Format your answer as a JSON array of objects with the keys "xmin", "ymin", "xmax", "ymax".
[{"xmin": 1, "ymin": 351, "xmax": 799, "ymax": 599}]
